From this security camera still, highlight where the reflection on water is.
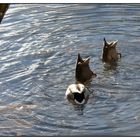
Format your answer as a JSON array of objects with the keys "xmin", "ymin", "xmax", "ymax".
[{"xmin": 0, "ymin": 3, "xmax": 140, "ymax": 136}]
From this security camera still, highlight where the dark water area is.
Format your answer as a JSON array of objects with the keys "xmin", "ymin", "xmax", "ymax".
[{"xmin": 0, "ymin": 4, "xmax": 140, "ymax": 136}]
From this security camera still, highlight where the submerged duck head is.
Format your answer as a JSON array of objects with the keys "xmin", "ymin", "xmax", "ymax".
[
  {"xmin": 65, "ymin": 83, "xmax": 89, "ymax": 105},
  {"xmin": 102, "ymin": 38, "xmax": 121, "ymax": 63},
  {"xmin": 75, "ymin": 53, "xmax": 96, "ymax": 84}
]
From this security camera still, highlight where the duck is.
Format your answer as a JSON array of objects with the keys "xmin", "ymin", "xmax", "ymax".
[
  {"xmin": 65, "ymin": 83, "xmax": 90, "ymax": 105},
  {"xmin": 0, "ymin": 4, "xmax": 10, "ymax": 23},
  {"xmin": 75, "ymin": 53, "xmax": 96, "ymax": 85},
  {"xmin": 102, "ymin": 38, "xmax": 121, "ymax": 64}
]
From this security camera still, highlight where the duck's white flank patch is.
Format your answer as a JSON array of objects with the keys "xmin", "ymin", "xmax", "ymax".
[{"xmin": 65, "ymin": 84, "xmax": 85, "ymax": 96}]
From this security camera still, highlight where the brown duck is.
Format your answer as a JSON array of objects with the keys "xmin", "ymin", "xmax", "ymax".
[
  {"xmin": 75, "ymin": 53, "xmax": 96, "ymax": 84},
  {"xmin": 0, "ymin": 4, "xmax": 10, "ymax": 23},
  {"xmin": 102, "ymin": 38, "xmax": 121, "ymax": 63}
]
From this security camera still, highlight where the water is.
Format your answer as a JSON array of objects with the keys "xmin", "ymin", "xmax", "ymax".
[{"xmin": 0, "ymin": 4, "xmax": 140, "ymax": 136}]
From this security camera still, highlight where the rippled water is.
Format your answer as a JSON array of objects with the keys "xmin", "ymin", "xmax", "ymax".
[{"xmin": 0, "ymin": 4, "xmax": 140, "ymax": 136}]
